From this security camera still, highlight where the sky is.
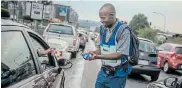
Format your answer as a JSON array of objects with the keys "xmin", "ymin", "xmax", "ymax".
[{"xmin": 54, "ymin": 1, "xmax": 182, "ymax": 34}]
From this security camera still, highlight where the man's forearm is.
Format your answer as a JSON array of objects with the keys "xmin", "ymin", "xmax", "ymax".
[{"xmin": 95, "ymin": 53, "xmax": 123, "ymax": 60}]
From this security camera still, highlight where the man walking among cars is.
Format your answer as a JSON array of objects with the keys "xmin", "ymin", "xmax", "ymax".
[{"xmin": 82, "ymin": 3, "xmax": 139, "ymax": 88}]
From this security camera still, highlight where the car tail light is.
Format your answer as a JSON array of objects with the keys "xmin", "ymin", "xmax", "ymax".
[
  {"xmin": 73, "ymin": 37, "xmax": 77, "ymax": 46},
  {"xmin": 60, "ymin": 51, "xmax": 63, "ymax": 56}
]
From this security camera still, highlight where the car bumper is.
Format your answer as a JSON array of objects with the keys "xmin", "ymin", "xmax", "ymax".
[
  {"xmin": 61, "ymin": 52, "xmax": 71, "ymax": 60},
  {"xmin": 131, "ymin": 65, "xmax": 161, "ymax": 76}
]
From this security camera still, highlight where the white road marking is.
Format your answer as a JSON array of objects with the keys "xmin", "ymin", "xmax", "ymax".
[{"xmin": 66, "ymin": 38, "xmax": 100, "ymax": 88}]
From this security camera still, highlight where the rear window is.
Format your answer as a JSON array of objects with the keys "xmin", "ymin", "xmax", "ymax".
[
  {"xmin": 176, "ymin": 47, "xmax": 182, "ymax": 54},
  {"xmin": 48, "ymin": 43, "xmax": 64, "ymax": 50},
  {"xmin": 47, "ymin": 24, "xmax": 73, "ymax": 35}
]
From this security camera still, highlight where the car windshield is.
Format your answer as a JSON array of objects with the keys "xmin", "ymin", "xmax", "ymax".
[
  {"xmin": 139, "ymin": 40, "xmax": 156, "ymax": 53},
  {"xmin": 176, "ymin": 47, "xmax": 182, "ymax": 54},
  {"xmin": 47, "ymin": 24, "xmax": 73, "ymax": 35}
]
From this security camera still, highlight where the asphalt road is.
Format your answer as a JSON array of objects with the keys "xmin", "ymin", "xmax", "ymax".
[{"xmin": 64, "ymin": 39, "xmax": 182, "ymax": 88}]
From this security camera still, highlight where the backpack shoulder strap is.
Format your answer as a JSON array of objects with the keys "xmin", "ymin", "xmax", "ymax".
[
  {"xmin": 99, "ymin": 25, "xmax": 104, "ymax": 40},
  {"xmin": 116, "ymin": 24, "xmax": 129, "ymax": 42}
]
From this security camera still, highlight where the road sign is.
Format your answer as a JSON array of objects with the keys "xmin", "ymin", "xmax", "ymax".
[
  {"xmin": 59, "ymin": 7, "xmax": 67, "ymax": 16},
  {"xmin": 31, "ymin": 3, "xmax": 43, "ymax": 20}
]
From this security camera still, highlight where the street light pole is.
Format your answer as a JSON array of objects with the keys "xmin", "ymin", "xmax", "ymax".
[{"xmin": 153, "ymin": 12, "xmax": 166, "ymax": 32}]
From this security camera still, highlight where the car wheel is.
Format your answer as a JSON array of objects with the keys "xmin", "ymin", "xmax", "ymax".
[
  {"xmin": 71, "ymin": 52, "xmax": 77, "ymax": 58},
  {"xmin": 163, "ymin": 62, "xmax": 171, "ymax": 73},
  {"xmin": 151, "ymin": 74, "xmax": 159, "ymax": 81}
]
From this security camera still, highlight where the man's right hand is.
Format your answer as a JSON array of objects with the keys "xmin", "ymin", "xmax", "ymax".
[{"xmin": 89, "ymin": 49, "xmax": 101, "ymax": 55}]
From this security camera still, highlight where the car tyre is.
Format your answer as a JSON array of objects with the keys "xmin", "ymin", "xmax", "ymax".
[
  {"xmin": 72, "ymin": 52, "xmax": 77, "ymax": 58},
  {"xmin": 163, "ymin": 62, "xmax": 171, "ymax": 73},
  {"xmin": 150, "ymin": 74, "xmax": 159, "ymax": 81}
]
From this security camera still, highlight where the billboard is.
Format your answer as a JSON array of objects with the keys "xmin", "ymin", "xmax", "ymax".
[
  {"xmin": 59, "ymin": 7, "xmax": 67, "ymax": 16},
  {"xmin": 53, "ymin": 4, "xmax": 68, "ymax": 22},
  {"xmin": 31, "ymin": 3, "xmax": 43, "ymax": 20},
  {"xmin": 43, "ymin": 5, "xmax": 52, "ymax": 19}
]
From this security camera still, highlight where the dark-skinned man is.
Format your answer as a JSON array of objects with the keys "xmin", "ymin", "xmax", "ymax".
[{"xmin": 87, "ymin": 3, "xmax": 132, "ymax": 88}]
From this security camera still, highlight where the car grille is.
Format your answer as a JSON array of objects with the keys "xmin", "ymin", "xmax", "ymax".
[{"xmin": 151, "ymin": 62, "xmax": 157, "ymax": 65}]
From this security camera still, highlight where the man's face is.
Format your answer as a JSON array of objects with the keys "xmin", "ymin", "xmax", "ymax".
[{"xmin": 99, "ymin": 7, "xmax": 115, "ymax": 27}]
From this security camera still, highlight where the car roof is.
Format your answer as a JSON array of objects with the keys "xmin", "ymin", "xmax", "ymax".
[
  {"xmin": 164, "ymin": 43, "xmax": 182, "ymax": 47},
  {"xmin": 138, "ymin": 37, "xmax": 154, "ymax": 43},
  {"xmin": 1, "ymin": 19, "xmax": 41, "ymax": 37},
  {"xmin": 2, "ymin": 19, "xmax": 31, "ymax": 31}
]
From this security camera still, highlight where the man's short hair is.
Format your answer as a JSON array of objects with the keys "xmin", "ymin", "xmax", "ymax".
[{"xmin": 99, "ymin": 3, "xmax": 116, "ymax": 14}]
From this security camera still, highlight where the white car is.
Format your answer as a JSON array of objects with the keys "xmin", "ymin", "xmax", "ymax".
[
  {"xmin": 43, "ymin": 23, "xmax": 80, "ymax": 58},
  {"xmin": 47, "ymin": 38, "xmax": 71, "ymax": 60}
]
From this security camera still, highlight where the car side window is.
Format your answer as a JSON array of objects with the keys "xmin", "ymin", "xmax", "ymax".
[
  {"xmin": 29, "ymin": 33, "xmax": 55, "ymax": 71},
  {"xmin": 1, "ymin": 31, "xmax": 36, "ymax": 87}
]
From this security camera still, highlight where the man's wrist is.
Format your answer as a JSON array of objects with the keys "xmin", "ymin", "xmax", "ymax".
[{"xmin": 94, "ymin": 55, "xmax": 103, "ymax": 59}]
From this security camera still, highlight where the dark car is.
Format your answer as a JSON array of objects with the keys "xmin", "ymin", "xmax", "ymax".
[
  {"xmin": 131, "ymin": 37, "xmax": 161, "ymax": 81},
  {"xmin": 147, "ymin": 76, "xmax": 182, "ymax": 88},
  {"xmin": 1, "ymin": 19, "xmax": 65, "ymax": 88}
]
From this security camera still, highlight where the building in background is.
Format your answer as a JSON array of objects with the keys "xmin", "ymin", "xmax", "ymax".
[{"xmin": 2, "ymin": 1, "xmax": 79, "ymax": 27}]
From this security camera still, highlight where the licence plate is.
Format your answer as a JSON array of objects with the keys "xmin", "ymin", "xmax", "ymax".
[{"xmin": 138, "ymin": 60, "xmax": 149, "ymax": 65}]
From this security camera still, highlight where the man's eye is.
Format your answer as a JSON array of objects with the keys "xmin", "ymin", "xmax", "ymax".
[{"xmin": 101, "ymin": 17, "xmax": 106, "ymax": 19}]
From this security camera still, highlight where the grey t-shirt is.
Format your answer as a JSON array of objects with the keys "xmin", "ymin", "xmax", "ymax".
[{"xmin": 98, "ymin": 20, "xmax": 131, "ymax": 56}]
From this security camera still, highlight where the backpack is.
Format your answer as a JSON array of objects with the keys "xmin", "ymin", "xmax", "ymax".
[{"xmin": 100, "ymin": 23, "xmax": 139, "ymax": 66}]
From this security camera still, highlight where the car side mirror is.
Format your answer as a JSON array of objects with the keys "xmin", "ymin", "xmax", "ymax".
[{"xmin": 164, "ymin": 77, "xmax": 178, "ymax": 87}]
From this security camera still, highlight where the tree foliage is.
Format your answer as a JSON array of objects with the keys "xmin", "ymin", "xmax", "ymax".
[
  {"xmin": 23, "ymin": 15, "xmax": 33, "ymax": 22},
  {"xmin": 137, "ymin": 27, "xmax": 158, "ymax": 42},
  {"xmin": 129, "ymin": 13, "xmax": 149, "ymax": 31},
  {"xmin": 1, "ymin": 8, "xmax": 10, "ymax": 18}
]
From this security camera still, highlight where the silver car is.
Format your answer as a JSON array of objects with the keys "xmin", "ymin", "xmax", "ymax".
[{"xmin": 43, "ymin": 23, "xmax": 80, "ymax": 58}]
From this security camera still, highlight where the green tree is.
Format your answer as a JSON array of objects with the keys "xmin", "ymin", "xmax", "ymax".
[
  {"xmin": 1, "ymin": 8, "xmax": 10, "ymax": 18},
  {"xmin": 129, "ymin": 13, "xmax": 149, "ymax": 31},
  {"xmin": 137, "ymin": 27, "xmax": 158, "ymax": 42}
]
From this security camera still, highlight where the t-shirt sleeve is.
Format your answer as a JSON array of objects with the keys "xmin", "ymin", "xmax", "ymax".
[{"xmin": 116, "ymin": 28, "xmax": 130, "ymax": 56}]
